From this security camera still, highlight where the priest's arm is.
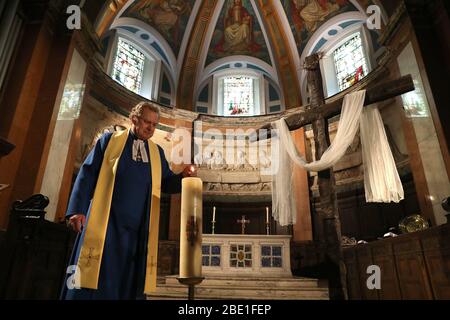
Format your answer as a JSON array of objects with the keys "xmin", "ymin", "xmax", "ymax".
[
  {"xmin": 158, "ymin": 145, "xmax": 186, "ymax": 194},
  {"xmin": 66, "ymin": 133, "xmax": 112, "ymax": 216}
]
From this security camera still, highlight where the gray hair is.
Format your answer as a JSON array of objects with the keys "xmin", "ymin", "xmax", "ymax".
[{"xmin": 129, "ymin": 101, "xmax": 160, "ymax": 120}]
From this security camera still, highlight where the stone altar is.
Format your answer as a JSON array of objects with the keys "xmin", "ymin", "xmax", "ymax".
[{"xmin": 202, "ymin": 234, "xmax": 292, "ymax": 277}]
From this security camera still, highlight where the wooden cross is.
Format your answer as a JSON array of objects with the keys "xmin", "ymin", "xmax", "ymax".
[
  {"xmin": 257, "ymin": 53, "xmax": 415, "ymax": 300},
  {"xmin": 237, "ymin": 215, "xmax": 250, "ymax": 234},
  {"xmin": 80, "ymin": 247, "xmax": 100, "ymax": 267}
]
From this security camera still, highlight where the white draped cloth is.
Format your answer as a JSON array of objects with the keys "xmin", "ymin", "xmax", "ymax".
[{"xmin": 272, "ymin": 90, "xmax": 404, "ymax": 226}]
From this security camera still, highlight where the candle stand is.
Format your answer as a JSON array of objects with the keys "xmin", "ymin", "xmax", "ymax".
[
  {"xmin": 211, "ymin": 220, "xmax": 216, "ymax": 234},
  {"xmin": 177, "ymin": 277, "xmax": 205, "ymax": 300}
]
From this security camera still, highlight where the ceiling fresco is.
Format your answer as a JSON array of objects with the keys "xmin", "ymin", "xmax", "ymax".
[
  {"xmin": 206, "ymin": 0, "xmax": 272, "ymax": 67},
  {"xmin": 282, "ymin": 0, "xmax": 360, "ymax": 56},
  {"xmin": 121, "ymin": 0, "xmax": 196, "ymax": 57}
]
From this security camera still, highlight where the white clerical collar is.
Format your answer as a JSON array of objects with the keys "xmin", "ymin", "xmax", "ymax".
[{"xmin": 131, "ymin": 131, "xmax": 149, "ymax": 163}]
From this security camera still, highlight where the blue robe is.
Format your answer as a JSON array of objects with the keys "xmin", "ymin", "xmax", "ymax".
[{"xmin": 61, "ymin": 132, "xmax": 182, "ymax": 300}]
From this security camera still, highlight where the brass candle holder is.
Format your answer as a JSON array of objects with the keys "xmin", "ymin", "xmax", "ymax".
[
  {"xmin": 177, "ymin": 277, "xmax": 204, "ymax": 300},
  {"xmin": 211, "ymin": 220, "xmax": 216, "ymax": 234}
]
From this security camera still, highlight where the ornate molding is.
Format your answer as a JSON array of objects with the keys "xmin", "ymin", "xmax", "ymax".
[
  {"xmin": 378, "ymin": 2, "xmax": 407, "ymax": 46},
  {"xmin": 176, "ymin": 0, "xmax": 219, "ymax": 111},
  {"xmin": 95, "ymin": 0, "xmax": 128, "ymax": 36},
  {"xmin": 256, "ymin": 0, "xmax": 302, "ymax": 108},
  {"xmin": 85, "ymin": 61, "xmax": 201, "ymax": 125}
]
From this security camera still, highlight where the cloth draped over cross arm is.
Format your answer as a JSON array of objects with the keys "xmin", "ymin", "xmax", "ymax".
[{"xmin": 271, "ymin": 90, "xmax": 404, "ymax": 226}]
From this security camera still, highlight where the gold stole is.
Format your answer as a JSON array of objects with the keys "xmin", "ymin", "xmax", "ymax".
[{"xmin": 76, "ymin": 129, "xmax": 162, "ymax": 294}]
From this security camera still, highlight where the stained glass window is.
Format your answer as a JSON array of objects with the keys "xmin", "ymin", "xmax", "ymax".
[
  {"xmin": 112, "ymin": 38, "xmax": 145, "ymax": 94},
  {"xmin": 333, "ymin": 32, "xmax": 368, "ymax": 91},
  {"xmin": 223, "ymin": 76, "xmax": 254, "ymax": 116}
]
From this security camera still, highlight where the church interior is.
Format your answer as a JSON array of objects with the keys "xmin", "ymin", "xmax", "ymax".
[{"xmin": 0, "ymin": 0, "xmax": 449, "ymax": 300}]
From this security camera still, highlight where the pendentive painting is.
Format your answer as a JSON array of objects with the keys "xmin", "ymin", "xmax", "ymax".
[
  {"xmin": 282, "ymin": 0, "xmax": 357, "ymax": 56},
  {"xmin": 122, "ymin": 0, "xmax": 195, "ymax": 56}
]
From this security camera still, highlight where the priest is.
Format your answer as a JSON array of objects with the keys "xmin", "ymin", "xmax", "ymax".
[{"xmin": 61, "ymin": 101, "xmax": 195, "ymax": 300}]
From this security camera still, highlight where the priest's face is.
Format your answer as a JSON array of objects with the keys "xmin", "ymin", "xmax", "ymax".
[{"xmin": 132, "ymin": 108, "xmax": 159, "ymax": 140}]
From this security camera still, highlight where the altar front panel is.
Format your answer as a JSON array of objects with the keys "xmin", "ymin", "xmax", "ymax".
[{"xmin": 202, "ymin": 234, "xmax": 292, "ymax": 277}]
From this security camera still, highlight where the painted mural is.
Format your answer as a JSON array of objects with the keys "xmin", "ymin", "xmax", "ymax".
[
  {"xmin": 282, "ymin": 0, "xmax": 357, "ymax": 56},
  {"xmin": 206, "ymin": 0, "xmax": 271, "ymax": 66},
  {"xmin": 122, "ymin": 0, "xmax": 195, "ymax": 56}
]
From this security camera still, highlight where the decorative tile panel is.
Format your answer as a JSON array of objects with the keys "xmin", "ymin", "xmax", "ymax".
[
  {"xmin": 230, "ymin": 244, "xmax": 252, "ymax": 268},
  {"xmin": 202, "ymin": 244, "xmax": 221, "ymax": 267},
  {"xmin": 261, "ymin": 245, "xmax": 283, "ymax": 268}
]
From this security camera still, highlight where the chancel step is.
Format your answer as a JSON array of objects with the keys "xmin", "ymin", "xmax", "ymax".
[{"xmin": 147, "ymin": 275, "xmax": 329, "ymax": 300}]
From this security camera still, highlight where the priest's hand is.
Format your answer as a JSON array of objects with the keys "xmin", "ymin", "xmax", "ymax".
[
  {"xmin": 68, "ymin": 214, "xmax": 86, "ymax": 233},
  {"xmin": 182, "ymin": 164, "xmax": 197, "ymax": 177}
]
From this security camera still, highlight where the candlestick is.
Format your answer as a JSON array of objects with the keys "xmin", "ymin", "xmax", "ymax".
[
  {"xmin": 212, "ymin": 206, "xmax": 216, "ymax": 234},
  {"xmin": 179, "ymin": 177, "xmax": 203, "ymax": 279}
]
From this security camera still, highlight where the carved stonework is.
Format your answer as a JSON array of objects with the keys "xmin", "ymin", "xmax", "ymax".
[
  {"xmin": 341, "ymin": 236, "xmax": 358, "ymax": 247},
  {"xmin": 204, "ymin": 181, "xmax": 271, "ymax": 193},
  {"xmin": 196, "ymin": 138, "xmax": 274, "ymax": 193},
  {"xmin": 194, "ymin": 126, "xmax": 276, "ymax": 193},
  {"xmin": 335, "ymin": 167, "xmax": 364, "ymax": 184},
  {"xmin": 196, "ymin": 146, "xmax": 273, "ymax": 172},
  {"xmin": 206, "ymin": 182, "xmax": 222, "ymax": 192}
]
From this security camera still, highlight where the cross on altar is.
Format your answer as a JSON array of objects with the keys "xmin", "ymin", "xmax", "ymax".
[
  {"xmin": 237, "ymin": 215, "xmax": 250, "ymax": 234},
  {"xmin": 256, "ymin": 53, "xmax": 415, "ymax": 300}
]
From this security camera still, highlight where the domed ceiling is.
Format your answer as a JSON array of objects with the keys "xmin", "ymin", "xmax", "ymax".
[{"xmin": 99, "ymin": 0, "xmax": 382, "ymax": 110}]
